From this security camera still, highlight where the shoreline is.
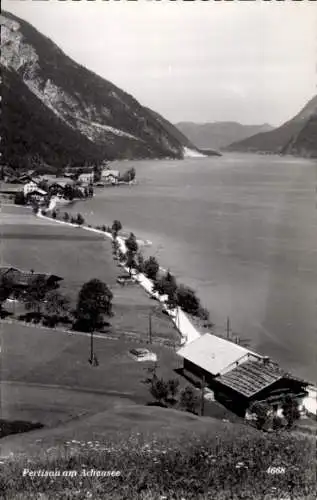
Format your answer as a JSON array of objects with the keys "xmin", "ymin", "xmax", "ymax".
[{"xmin": 37, "ymin": 206, "xmax": 317, "ymax": 418}]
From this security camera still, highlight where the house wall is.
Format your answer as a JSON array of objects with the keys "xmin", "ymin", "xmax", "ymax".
[{"xmin": 183, "ymin": 359, "xmax": 217, "ymax": 387}]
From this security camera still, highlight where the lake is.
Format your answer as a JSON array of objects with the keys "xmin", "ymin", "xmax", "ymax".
[{"xmin": 67, "ymin": 153, "xmax": 317, "ymax": 384}]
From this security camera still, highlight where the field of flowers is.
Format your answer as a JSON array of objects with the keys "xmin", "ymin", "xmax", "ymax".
[{"xmin": 1, "ymin": 428, "xmax": 315, "ymax": 499}]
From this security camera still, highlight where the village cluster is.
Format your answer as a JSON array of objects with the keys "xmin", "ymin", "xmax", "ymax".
[{"xmin": 1, "ymin": 164, "xmax": 130, "ymax": 208}]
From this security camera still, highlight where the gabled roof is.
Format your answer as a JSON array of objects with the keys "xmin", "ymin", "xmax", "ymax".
[
  {"xmin": 0, "ymin": 267, "xmax": 63, "ymax": 286},
  {"xmin": 102, "ymin": 169, "xmax": 119, "ymax": 177},
  {"xmin": 215, "ymin": 358, "xmax": 308, "ymax": 398},
  {"xmin": 177, "ymin": 333, "xmax": 257, "ymax": 376}
]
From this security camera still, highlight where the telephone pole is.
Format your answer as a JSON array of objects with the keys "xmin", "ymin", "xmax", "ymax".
[
  {"xmin": 226, "ymin": 316, "xmax": 230, "ymax": 339},
  {"xmin": 148, "ymin": 312, "xmax": 152, "ymax": 344},
  {"xmin": 200, "ymin": 375, "xmax": 206, "ymax": 416}
]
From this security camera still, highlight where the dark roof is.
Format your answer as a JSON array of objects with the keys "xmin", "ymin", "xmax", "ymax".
[
  {"xmin": 0, "ymin": 267, "xmax": 63, "ymax": 286},
  {"xmin": 215, "ymin": 358, "xmax": 308, "ymax": 398}
]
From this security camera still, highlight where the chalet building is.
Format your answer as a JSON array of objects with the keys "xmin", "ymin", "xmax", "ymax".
[
  {"xmin": 26, "ymin": 190, "xmax": 47, "ymax": 205},
  {"xmin": 78, "ymin": 172, "xmax": 94, "ymax": 184},
  {"xmin": 214, "ymin": 357, "xmax": 308, "ymax": 417},
  {"xmin": 23, "ymin": 181, "xmax": 45, "ymax": 197},
  {"xmin": 0, "ymin": 267, "xmax": 63, "ymax": 295},
  {"xmin": 177, "ymin": 334, "xmax": 308, "ymax": 417},
  {"xmin": 101, "ymin": 169, "xmax": 119, "ymax": 185}
]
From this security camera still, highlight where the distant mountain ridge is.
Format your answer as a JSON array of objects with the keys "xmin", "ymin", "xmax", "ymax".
[
  {"xmin": 0, "ymin": 11, "xmax": 200, "ymax": 170},
  {"xmin": 225, "ymin": 95, "xmax": 317, "ymax": 157},
  {"xmin": 175, "ymin": 121, "xmax": 273, "ymax": 151}
]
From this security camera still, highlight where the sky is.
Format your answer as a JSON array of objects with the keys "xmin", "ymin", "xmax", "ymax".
[{"xmin": 3, "ymin": 0, "xmax": 317, "ymax": 127}]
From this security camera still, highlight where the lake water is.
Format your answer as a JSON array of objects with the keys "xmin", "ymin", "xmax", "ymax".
[{"xmin": 68, "ymin": 154, "xmax": 317, "ymax": 383}]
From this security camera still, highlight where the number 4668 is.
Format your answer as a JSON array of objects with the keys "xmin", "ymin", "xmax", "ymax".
[{"xmin": 267, "ymin": 466, "xmax": 285, "ymax": 474}]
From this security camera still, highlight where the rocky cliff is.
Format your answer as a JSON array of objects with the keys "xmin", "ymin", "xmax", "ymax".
[{"xmin": 1, "ymin": 11, "xmax": 199, "ymax": 169}]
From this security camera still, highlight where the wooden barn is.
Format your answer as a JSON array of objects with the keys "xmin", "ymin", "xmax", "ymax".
[{"xmin": 177, "ymin": 334, "xmax": 308, "ymax": 417}]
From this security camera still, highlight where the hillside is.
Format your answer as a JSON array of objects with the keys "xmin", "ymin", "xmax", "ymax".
[
  {"xmin": 283, "ymin": 114, "xmax": 317, "ymax": 158},
  {"xmin": 0, "ymin": 11, "xmax": 198, "ymax": 170},
  {"xmin": 225, "ymin": 95, "xmax": 317, "ymax": 157},
  {"xmin": 175, "ymin": 121, "xmax": 273, "ymax": 151}
]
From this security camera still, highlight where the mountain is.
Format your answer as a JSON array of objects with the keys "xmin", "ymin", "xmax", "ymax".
[
  {"xmin": 225, "ymin": 95, "xmax": 317, "ymax": 157},
  {"xmin": 148, "ymin": 110, "xmax": 221, "ymax": 157},
  {"xmin": 0, "ymin": 11, "xmax": 200, "ymax": 170},
  {"xmin": 175, "ymin": 122, "xmax": 273, "ymax": 151},
  {"xmin": 282, "ymin": 114, "xmax": 317, "ymax": 158}
]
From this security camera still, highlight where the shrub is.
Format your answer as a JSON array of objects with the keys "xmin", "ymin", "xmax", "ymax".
[
  {"xmin": 51, "ymin": 209, "xmax": 57, "ymax": 219},
  {"xmin": 249, "ymin": 401, "xmax": 271, "ymax": 430},
  {"xmin": 112, "ymin": 220, "xmax": 122, "ymax": 237},
  {"xmin": 144, "ymin": 256, "xmax": 160, "ymax": 281},
  {"xmin": 101, "ymin": 225, "xmax": 106, "ymax": 232},
  {"xmin": 179, "ymin": 386, "xmax": 199, "ymax": 414},
  {"xmin": 282, "ymin": 396, "xmax": 301, "ymax": 428},
  {"xmin": 149, "ymin": 377, "xmax": 169, "ymax": 406},
  {"xmin": 63, "ymin": 212, "xmax": 70, "ymax": 222},
  {"xmin": 76, "ymin": 213, "xmax": 85, "ymax": 226}
]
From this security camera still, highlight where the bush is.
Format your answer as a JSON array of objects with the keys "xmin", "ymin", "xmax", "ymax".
[
  {"xmin": 76, "ymin": 213, "xmax": 85, "ymax": 226},
  {"xmin": 63, "ymin": 212, "xmax": 70, "ymax": 222},
  {"xmin": 282, "ymin": 396, "xmax": 301, "ymax": 428},
  {"xmin": 101, "ymin": 225, "xmax": 106, "ymax": 232},
  {"xmin": 51, "ymin": 210, "xmax": 57, "ymax": 219},
  {"xmin": 179, "ymin": 386, "xmax": 199, "ymax": 414}
]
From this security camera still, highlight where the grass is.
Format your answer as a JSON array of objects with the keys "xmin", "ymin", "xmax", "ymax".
[
  {"xmin": 0, "ymin": 205, "xmax": 178, "ymax": 343},
  {"xmin": 0, "ymin": 423, "xmax": 315, "ymax": 499}
]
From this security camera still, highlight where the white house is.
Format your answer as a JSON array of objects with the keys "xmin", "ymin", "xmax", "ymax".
[
  {"xmin": 78, "ymin": 172, "xmax": 94, "ymax": 184},
  {"xmin": 101, "ymin": 169, "xmax": 120, "ymax": 185},
  {"xmin": 24, "ymin": 181, "xmax": 46, "ymax": 197}
]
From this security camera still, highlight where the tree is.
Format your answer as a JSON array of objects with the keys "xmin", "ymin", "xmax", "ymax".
[
  {"xmin": 167, "ymin": 378, "xmax": 180, "ymax": 401},
  {"xmin": 149, "ymin": 377, "xmax": 169, "ymax": 406},
  {"xmin": 76, "ymin": 213, "xmax": 85, "ymax": 226},
  {"xmin": 282, "ymin": 396, "xmax": 300, "ymax": 429},
  {"xmin": 135, "ymin": 252, "xmax": 145, "ymax": 273},
  {"xmin": 176, "ymin": 284, "xmax": 201, "ymax": 316},
  {"xmin": 125, "ymin": 233, "xmax": 138, "ymax": 275},
  {"xmin": 126, "ymin": 250, "xmax": 136, "ymax": 276},
  {"xmin": 144, "ymin": 256, "xmax": 160, "ymax": 281},
  {"xmin": 25, "ymin": 275, "xmax": 49, "ymax": 317},
  {"xmin": 45, "ymin": 291, "xmax": 70, "ymax": 326},
  {"xmin": 249, "ymin": 401, "xmax": 271, "ymax": 430},
  {"xmin": 75, "ymin": 279, "xmax": 113, "ymax": 364},
  {"xmin": 125, "ymin": 232, "xmax": 138, "ymax": 253},
  {"xmin": 111, "ymin": 220, "xmax": 122, "ymax": 238},
  {"xmin": 179, "ymin": 386, "xmax": 199, "ymax": 414},
  {"xmin": 153, "ymin": 271, "xmax": 178, "ymax": 307},
  {"xmin": 112, "ymin": 239, "xmax": 120, "ymax": 255}
]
